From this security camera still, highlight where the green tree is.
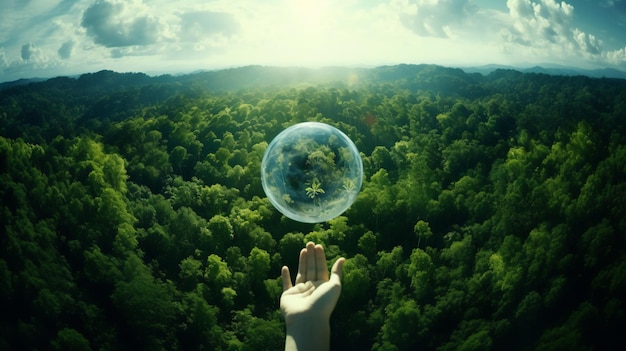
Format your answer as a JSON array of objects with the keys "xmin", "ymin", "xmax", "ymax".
[
  {"xmin": 247, "ymin": 247, "xmax": 270, "ymax": 284},
  {"xmin": 51, "ymin": 328, "xmax": 92, "ymax": 351},
  {"xmin": 111, "ymin": 254, "xmax": 177, "ymax": 350},
  {"xmin": 414, "ymin": 220, "xmax": 433, "ymax": 248},
  {"xmin": 305, "ymin": 177, "xmax": 325, "ymax": 199},
  {"xmin": 408, "ymin": 248, "xmax": 434, "ymax": 301}
]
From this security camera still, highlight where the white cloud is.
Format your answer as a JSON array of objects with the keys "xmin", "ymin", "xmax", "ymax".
[
  {"xmin": 81, "ymin": 0, "xmax": 169, "ymax": 48},
  {"xmin": 400, "ymin": 0, "xmax": 479, "ymax": 38},
  {"xmin": 169, "ymin": 10, "xmax": 241, "ymax": 54},
  {"xmin": 177, "ymin": 11, "xmax": 240, "ymax": 42},
  {"xmin": 0, "ymin": 0, "xmax": 60, "ymax": 45},
  {"xmin": 21, "ymin": 43, "xmax": 35, "ymax": 61},
  {"xmin": 58, "ymin": 40, "xmax": 75, "ymax": 59},
  {"xmin": 600, "ymin": 0, "xmax": 623, "ymax": 8},
  {"xmin": 505, "ymin": 0, "xmax": 573, "ymax": 46},
  {"xmin": 604, "ymin": 46, "xmax": 626, "ymax": 65},
  {"xmin": 0, "ymin": 49, "xmax": 7, "ymax": 67},
  {"xmin": 573, "ymin": 29, "xmax": 601, "ymax": 55},
  {"xmin": 21, "ymin": 43, "xmax": 47, "ymax": 63},
  {"xmin": 494, "ymin": 0, "xmax": 615, "ymax": 66}
]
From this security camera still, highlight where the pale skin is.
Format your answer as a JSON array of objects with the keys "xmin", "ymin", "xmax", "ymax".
[{"xmin": 280, "ymin": 241, "xmax": 346, "ymax": 351}]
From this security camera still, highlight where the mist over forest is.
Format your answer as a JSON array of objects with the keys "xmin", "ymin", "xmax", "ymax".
[{"xmin": 1, "ymin": 64, "xmax": 625, "ymax": 350}]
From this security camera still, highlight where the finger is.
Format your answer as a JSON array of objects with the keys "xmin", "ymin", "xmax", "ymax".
[
  {"xmin": 330, "ymin": 257, "xmax": 345, "ymax": 284},
  {"xmin": 281, "ymin": 266, "xmax": 293, "ymax": 291},
  {"xmin": 315, "ymin": 244, "xmax": 328, "ymax": 281},
  {"xmin": 295, "ymin": 247, "xmax": 307, "ymax": 284},
  {"xmin": 288, "ymin": 281, "xmax": 314, "ymax": 296},
  {"xmin": 306, "ymin": 241, "xmax": 316, "ymax": 282},
  {"xmin": 300, "ymin": 281, "xmax": 315, "ymax": 297}
]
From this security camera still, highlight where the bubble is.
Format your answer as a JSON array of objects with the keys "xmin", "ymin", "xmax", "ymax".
[{"xmin": 261, "ymin": 122, "xmax": 363, "ymax": 223}]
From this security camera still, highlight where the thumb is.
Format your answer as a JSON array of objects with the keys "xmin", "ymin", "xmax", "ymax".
[{"xmin": 330, "ymin": 257, "xmax": 345, "ymax": 284}]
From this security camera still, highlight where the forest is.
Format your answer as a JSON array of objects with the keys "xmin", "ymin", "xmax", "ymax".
[{"xmin": 1, "ymin": 64, "xmax": 625, "ymax": 350}]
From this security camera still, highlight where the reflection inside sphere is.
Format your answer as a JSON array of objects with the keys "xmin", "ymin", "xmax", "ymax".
[{"xmin": 261, "ymin": 122, "xmax": 363, "ymax": 223}]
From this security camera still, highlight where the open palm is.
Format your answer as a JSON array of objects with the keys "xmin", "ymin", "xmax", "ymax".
[{"xmin": 280, "ymin": 242, "xmax": 345, "ymax": 325}]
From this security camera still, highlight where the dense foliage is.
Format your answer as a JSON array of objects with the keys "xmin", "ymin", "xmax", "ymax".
[{"xmin": 1, "ymin": 65, "xmax": 625, "ymax": 350}]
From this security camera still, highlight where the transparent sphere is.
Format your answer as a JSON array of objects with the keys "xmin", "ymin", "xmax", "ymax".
[{"xmin": 261, "ymin": 122, "xmax": 363, "ymax": 223}]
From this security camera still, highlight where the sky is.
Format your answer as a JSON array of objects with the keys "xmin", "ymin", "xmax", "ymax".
[{"xmin": 1, "ymin": 0, "xmax": 625, "ymax": 82}]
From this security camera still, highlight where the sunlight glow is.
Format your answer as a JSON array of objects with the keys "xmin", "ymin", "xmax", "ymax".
[{"xmin": 288, "ymin": 0, "xmax": 331, "ymax": 35}]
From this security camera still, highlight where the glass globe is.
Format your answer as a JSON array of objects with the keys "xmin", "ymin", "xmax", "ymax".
[{"xmin": 261, "ymin": 122, "xmax": 363, "ymax": 223}]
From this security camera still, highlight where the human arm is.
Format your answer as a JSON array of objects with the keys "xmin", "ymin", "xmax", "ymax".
[{"xmin": 280, "ymin": 241, "xmax": 345, "ymax": 351}]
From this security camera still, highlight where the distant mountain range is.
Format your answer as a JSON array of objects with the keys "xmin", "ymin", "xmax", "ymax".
[
  {"xmin": 460, "ymin": 64, "xmax": 626, "ymax": 79},
  {"xmin": 0, "ymin": 77, "xmax": 49, "ymax": 91},
  {"xmin": 1, "ymin": 63, "xmax": 625, "ymax": 93}
]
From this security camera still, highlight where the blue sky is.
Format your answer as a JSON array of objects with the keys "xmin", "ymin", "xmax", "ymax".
[{"xmin": 1, "ymin": 0, "xmax": 625, "ymax": 82}]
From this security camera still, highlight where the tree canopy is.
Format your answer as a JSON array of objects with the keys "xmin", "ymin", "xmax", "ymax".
[{"xmin": 1, "ymin": 64, "xmax": 625, "ymax": 350}]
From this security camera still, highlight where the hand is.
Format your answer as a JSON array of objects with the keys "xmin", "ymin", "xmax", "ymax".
[{"xmin": 280, "ymin": 241, "xmax": 345, "ymax": 351}]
